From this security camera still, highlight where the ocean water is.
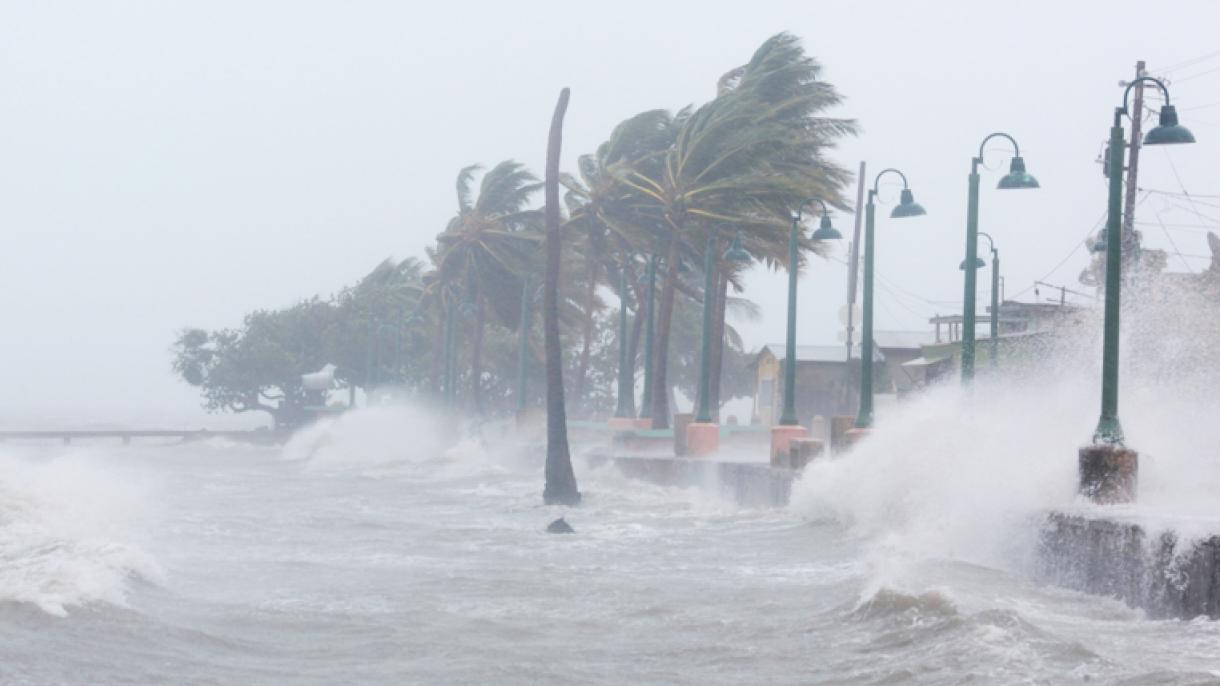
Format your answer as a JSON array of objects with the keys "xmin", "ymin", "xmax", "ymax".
[{"xmin": 2, "ymin": 398, "xmax": 1219, "ymax": 685}]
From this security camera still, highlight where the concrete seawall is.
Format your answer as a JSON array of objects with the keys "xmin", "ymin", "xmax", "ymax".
[
  {"xmin": 1037, "ymin": 512, "xmax": 1220, "ymax": 619},
  {"xmin": 583, "ymin": 452, "xmax": 794, "ymax": 508}
]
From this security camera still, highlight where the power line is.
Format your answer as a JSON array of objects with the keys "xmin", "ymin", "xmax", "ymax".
[
  {"xmin": 1156, "ymin": 50, "xmax": 1220, "ymax": 74},
  {"xmin": 1174, "ymin": 65, "xmax": 1220, "ymax": 84}
]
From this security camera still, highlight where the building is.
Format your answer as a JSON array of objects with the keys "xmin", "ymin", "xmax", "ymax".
[{"xmin": 751, "ymin": 330, "xmax": 936, "ymax": 427}]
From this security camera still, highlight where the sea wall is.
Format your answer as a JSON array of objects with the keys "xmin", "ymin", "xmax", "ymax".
[
  {"xmin": 1037, "ymin": 512, "xmax": 1220, "ymax": 619},
  {"xmin": 582, "ymin": 452, "xmax": 794, "ymax": 508}
]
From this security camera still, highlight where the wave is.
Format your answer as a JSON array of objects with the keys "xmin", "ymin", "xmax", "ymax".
[{"xmin": 0, "ymin": 450, "xmax": 161, "ymax": 616}]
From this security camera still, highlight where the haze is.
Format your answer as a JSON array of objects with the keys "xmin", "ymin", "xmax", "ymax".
[{"xmin": 1, "ymin": 0, "xmax": 1216, "ymax": 427}]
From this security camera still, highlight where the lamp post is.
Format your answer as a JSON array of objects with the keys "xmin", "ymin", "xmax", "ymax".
[
  {"xmin": 959, "ymin": 232, "xmax": 1000, "ymax": 368},
  {"xmin": 768, "ymin": 201, "xmax": 841, "ymax": 464},
  {"xmin": 961, "ymin": 133, "xmax": 1039, "ymax": 383},
  {"xmin": 855, "ymin": 169, "xmax": 927, "ymax": 430},
  {"xmin": 614, "ymin": 260, "xmax": 636, "ymax": 419},
  {"xmin": 1080, "ymin": 77, "xmax": 1195, "ymax": 504},
  {"xmin": 638, "ymin": 254, "xmax": 657, "ymax": 423},
  {"xmin": 688, "ymin": 231, "xmax": 751, "ymax": 456},
  {"xmin": 779, "ymin": 200, "xmax": 843, "ymax": 427}
]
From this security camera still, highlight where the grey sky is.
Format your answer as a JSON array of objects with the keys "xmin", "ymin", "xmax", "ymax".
[{"xmin": 1, "ymin": 0, "xmax": 1217, "ymax": 427}]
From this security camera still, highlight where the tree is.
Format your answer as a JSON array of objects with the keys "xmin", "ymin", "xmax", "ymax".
[
  {"xmin": 543, "ymin": 87, "xmax": 580, "ymax": 506},
  {"xmin": 433, "ymin": 161, "xmax": 543, "ymax": 414},
  {"xmin": 614, "ymin": 33, "xmax": 856, "ymax": 428}
]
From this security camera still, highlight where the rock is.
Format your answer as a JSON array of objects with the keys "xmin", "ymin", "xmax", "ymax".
[{"xmin": 546, "ymin": 517, "xmax": 574, "ymax": 534}]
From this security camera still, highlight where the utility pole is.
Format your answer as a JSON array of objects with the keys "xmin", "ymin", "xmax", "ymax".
[
  {"xmin": 1122, "ymin": 61, "xmax": 1146, "ymax": 262},
  {"xmin": 842, "ymin": 161, "xmax": 865, "ymax": 409}
]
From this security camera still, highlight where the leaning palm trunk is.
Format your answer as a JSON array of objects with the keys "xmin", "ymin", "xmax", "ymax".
[
  {"xmin": 709, "ymin": 266, "xmax": 729, "ymax": 422},
  {"xmin": 573, "ymin": 259, "xmax": 598, "ymax": 415},
  {"xmin": 649, "ymin": 235, "xmax": 682, "ymax": 429},
  {"xmin": 543, "ymin": 88, "xmax": 580, "ymax": 506},
  {"xmin": 470, "ymin": 295, "xmax": 485, "ymax": 414}
]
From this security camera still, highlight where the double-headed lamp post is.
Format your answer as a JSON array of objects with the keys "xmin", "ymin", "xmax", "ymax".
[
  {"xmin": 1080, "ymin": 77, "xmax": 1195, "ymax": 504},
  {"xmin": 959, "ymin": 232, "xmax": 1000, "ymax": 368},
  {"xmin": 961, "ymin": 133, "xmax": 1039, "ymax": 383},
  {"xmin": 855, "ymin": 169, "xmax": 927, "ymax": 430}
]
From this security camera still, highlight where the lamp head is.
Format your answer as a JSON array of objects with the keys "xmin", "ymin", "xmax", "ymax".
[
  {"xmin": 959, "ymin": 257, "xmax": 987, "ymax": 270},
  {"xmin": 722, "ymin": 232, "xmax": 752, "ymax": 263},
  {"xmin": 890, "ymin": 188, "xmax": 927, "ymax": 218},
  {"xmin": 1144, "ymin": 105, "xmax": 1196, "ymax": 145},
  {"xmin": 810, "ymin": 213, "xmax": 843, "ymax": 240},
  {"xmin": 997, "ymin": 155, "xmax": 1040, "ymax": 189}
]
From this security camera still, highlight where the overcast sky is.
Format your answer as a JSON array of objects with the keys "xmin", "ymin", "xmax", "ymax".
[{"xmin": 1, "ymin": 0, "xmax": 1218, "ymax": 427}]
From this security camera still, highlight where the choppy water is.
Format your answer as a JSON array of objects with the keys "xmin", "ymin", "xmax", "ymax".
[{"xmin": 2, "ymin": 403, "xmax": 1220, "ymax": 685}]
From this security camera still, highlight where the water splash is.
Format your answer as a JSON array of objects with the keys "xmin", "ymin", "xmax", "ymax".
[{"xmin": 0, "ymin": 449, "xmax": 161, "ymax": 616}]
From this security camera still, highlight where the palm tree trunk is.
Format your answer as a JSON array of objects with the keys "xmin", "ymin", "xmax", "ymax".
[
  {"xmin": 573, "ymin": 258, "xmax": 599, "ymax": 415},
  {"xmin": 431, "ymin": 306, "xmax": 444, "ymax": 395},
  {"xmin": 649, "ymin": 235, "xmax": 682, "ymax": 429},
  {"xmin": 543, "ymin": 88, "xmax": 580, "ymax": 506},
  {"xmin": 471, "ymin": 294, "xmax": 485, "ymax": 415},
  {"xmin": 709, "ymin": 267, "xmax": 729, "ymax": 422},
  {"xmin": 626, "ymin": 273, "xmax": 645, "ymax": 389}
]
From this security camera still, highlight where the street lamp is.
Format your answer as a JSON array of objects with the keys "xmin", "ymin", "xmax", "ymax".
[
  {"xmin": 855, "ymin": 169, "xmax": 926, "ymax": 429},
  {"xmin": 694, "ymin": 231, "xmax": 751, "ymax": 425},
  {"xmin": 614, "ymin": 259, "xmax": 636, "ymax": 419},
  {"xmin": 961, "ymin": 133, "xmax": 1039, "ymax": 383},
  {"xmin": 1081, "ymin": 76, "xmax": 1195, "ymax": 503},
  {"xmin": 778, "ymin": 199, "xmax": 842, "ymax": 427},
  {"xmin": 959, "ymin": 232, "xmax": 1000, "ymax": 368}
]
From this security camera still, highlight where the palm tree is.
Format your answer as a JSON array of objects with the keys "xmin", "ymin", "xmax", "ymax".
[
  {"xmin": 543, "ymin": 87, "xmax": 580, "ymax": 506},
  {"xmin": 561, "ymin": 111, "xmax": 674, "ymax": 415},
  {"xmin": 433, "ymin": 161, "xmax": 543, "ymax": 414},
  {"xmin": 614, "ymin": 33, "xmax": 856, "ymax": 428}
]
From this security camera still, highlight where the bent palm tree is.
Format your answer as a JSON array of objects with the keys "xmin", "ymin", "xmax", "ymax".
[
  {"xmin": 543, "ymin": 88, "xmax": 580, "ymax": 506},
  {"xmin": 433, "ymin": 161, "xmax": 542, "ymax": 414}
]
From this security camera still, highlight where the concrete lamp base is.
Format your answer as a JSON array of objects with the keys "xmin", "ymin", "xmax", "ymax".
[
  {"xmin": 770, "ymin": 425, "xmax": 808, "ymax": 466},
  {"xmin": 1079, "ymin": 444, "xmax": 1138, "ymax": 504},
  {"xmin": 608, "ymin": 417, "xmax": 652, "ymax": 431},
  {"xmin": 685, "ymin": 423, "xmax": 720, "ymax": 457},
  {"xmin": 842, "ymin": 427, "xmax": 871, "ymax": 448}
]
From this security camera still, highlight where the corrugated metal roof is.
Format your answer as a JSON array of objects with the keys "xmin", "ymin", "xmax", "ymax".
[{"xmin": 873, "ymin": 330, "xmax": 938, "ymax": 350}]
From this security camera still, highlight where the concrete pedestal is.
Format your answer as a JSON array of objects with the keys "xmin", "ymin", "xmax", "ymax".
[
  {"xmin": 685, "ymin": 422, "xmax": 720, "ymax": 457},
  {"xmin": 770, "ymin": 425, "xmax": 808, "ymax": 466},
  {"xmin": 830, "ymin": 415, "xmax": 856, "ymax": 453},
  {"xmin": 786, "ymin": 438, "xmax": 824, "ymax": 471},
  {"xmin": 842, "ymin": 427, "xmax": 870, "ymax": 448},
  {"xmin": 1079, "ymin": 444, "xmax": 1138, "ymax": 504},
  {"xmin": 608, "ymin": 417, "xmax": 653, "ymax": 431}
]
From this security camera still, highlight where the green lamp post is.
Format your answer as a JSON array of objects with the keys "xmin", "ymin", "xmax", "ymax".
[
  {"xmin": 777, "ymin": 200, "xmax": 842, "ymax": 427},
  {"xmin": 855, "ymin": 169, "xmax": 927, "ymax": 429},
  {"xmin": 961, "ymin": 133, "xmax": 1039, "ymax": 383},
  {"xmin": 614, "ymin": 259, "xmax": 637, "ymax": 419},
  {"xmin": 1094, "ymin": 77, "xmax": 1195, "ymax": 445},
  {"xmin": 694, "ymin": 232, "xmax": 752, "ymax": 424},
  {"xmin": 638, "ymin": 254, "xmax": 657, "ymax": 421},
  {"xmin": 960, "ymin": 232, "xmax": 1000, "ymax": 368}
]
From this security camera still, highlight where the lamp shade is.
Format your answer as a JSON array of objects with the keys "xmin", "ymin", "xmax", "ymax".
[
  {"xmin": 1144, "ymin": 105, "xmax": 1196, "ymax": 145},
  {"xmin": 959, "ymin": 257, "xmax": 987, "ymax": 270},
  {"xmin": 890, "ymin": 188, "xmax": 927, "ymax": 218},
  {"xmin": 722, "ymin": 232, "xmax": 752, "ymax": 263},
  {"xmin": 997, "ymin": 156, "xmax": 1040, "ymax": 189},
  {"xmin": 811, "ymin": 213, "xmax": 843, "ymax": 240}
]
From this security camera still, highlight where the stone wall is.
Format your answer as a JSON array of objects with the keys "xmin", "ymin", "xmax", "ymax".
[
  {"xmin": 583, "ymin": 453, "xmax": 794, "ymax": 508},
  {"xmin": 1037, "ymin": 512, "xmax": 1220, "ymax": 619}
]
